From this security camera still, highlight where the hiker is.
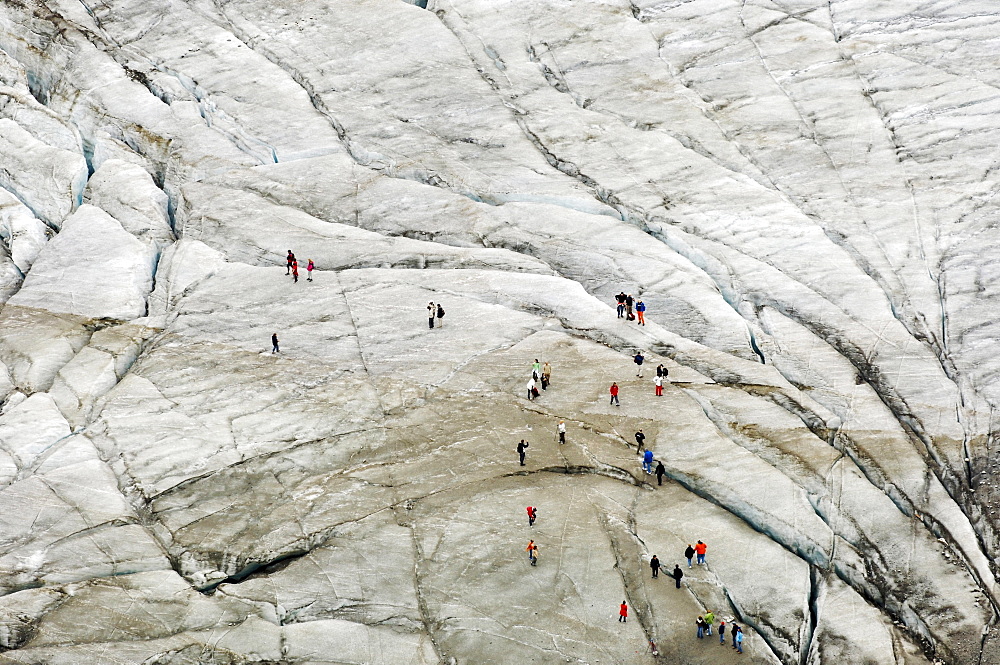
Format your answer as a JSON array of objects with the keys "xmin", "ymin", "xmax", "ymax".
[
  {"xmin": 427, "ymin": 302, "xmax": 435, "ymax": 329},
  {"xmin": 615, "ymin": 292, "xmax": 626, "ymax": 318},
  {"xmin": 656, "ymin": 363, "xmax": 666, "ymax": 378},
  {"xmin": 532, "ymin": 359, "xmax": 541, "ymax": 377},
  {"xmin": 271, "ymin": 333, "xmax": 279, "ymax": 354},
  {"xmin": 610, "ymin": 382, "xmax": 620, "ymax": 406},
  {"xmin": 625, "ymin": 293, "xmax": 634, "ymax": 319},
  {"xmin": 558, "ymin": 420, "xmax": 566, "ymax": 444},
  {"xmin": 636, "ymin": 300, "xmax": 646, "ymax": 325},
  {"xmin": 696, "ymin": 540, "xmax": 707, "ymax": 565},
  {"xmin": 719, "ymin": 620, "xmax": 727, "ymax": 644},
  {"xmin": 527, "ymin": 506, "xmax": 537, "ymax": 526},
  {"xmin": 436, "ymin": 303, "xmax": 445, "ymax": 327},
  {"xmin": 526, "ymin": 540, "xmax": 537, "ymax": 566},
  {"xmin": 704, "ymin": 610, "xmax": 715, "ymax": 636},
  {"xmin": 655, "ymin": 461, "xmax": 666, "ymax": 486},
  {"xmin": 642, "ymin": 449, "xmax": 653, "ymax": 474},
  {"xmin": 734, "ymin": 625, "xmax": 743, "ymax": 653},
  {"xmin": 541, "ymin": 361, "xmax": 551, "ymax": 389},
  {"xmin": 650, "ymin": 555, "xmax": 660, "ymax": 578},
  {"xmin": 291, "ymin": 260, "xmax": 299, "ymax": 283},
  {"xmin": 618, "ymin": 601, "xmax": 628, "ymax": 623},
  {"xmin": 306, "ymin": 259, "xmax": 314, "ymax": 281},
  {"xmin": 685, "ymin": 544, "xmax": 695, "ymax": 568},
  {"xmin": 635, "ymin": 429, "xmax": 645, "ymax": 450},
  {"xmin": 286, "ymin": 250, "xmax": 295, "ymax": 274},
  {"xmin": 672, "ymin": 565, "xmax": 683, "ymax": 588},
  {"xmin": 732, "ymin": 624, "xmax": 740, "ymax": 648},
  {"xmin": 697, "ymin": 616, "xmax": 707, "ymax": 639},
  {"xmin": 634, "ymin": 350, "xmax": 644, "ymax": 377},
  {"xmin": 654, "ymin": 374, "xmax": 663, "ymax": 396},
  {"xmin": 517, "ymin": 440, "xmax": 529, "ymax": 466},
  {"xmin": 527, "ymin": 376, "xmax": 538, "ymax": 400}
]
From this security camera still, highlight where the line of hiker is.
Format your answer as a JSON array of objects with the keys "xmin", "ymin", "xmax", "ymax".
[
  {"xmin": 614, "ymin": 291, "xmax": 646, "ymax": 325},
  {"xmin": 285, "ymin": 250, "xmax": 314, "ymax": 284}
]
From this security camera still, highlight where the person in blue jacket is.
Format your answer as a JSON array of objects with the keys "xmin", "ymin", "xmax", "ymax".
[
  {"xmin": 634, "ymin": 351, "xmax": 645, "ymax": 377},
  {"xmin": 643, "ymin": 449, "xmax": 654, "ymax": 474}
]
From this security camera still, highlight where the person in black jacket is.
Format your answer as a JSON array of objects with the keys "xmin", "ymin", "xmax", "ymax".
[
  {"xmin": 685, "ymin": 544, "xmax": 696, "ymax": 567},
  {"xmin": 672, "ymin": 565, "xmax": 684, "ymax": 588},
  {"xmin": 615, "ymin": 292, "xmax": 627, "ymax": 318},
  {"xmin": 655, "ymin": 461, "xmax": 666, "ymax": 486},
  {"xmin": 517, "ymin": 440, "xmax": 529, "ymax": 466},
  {"xmin": 650, "ymin": 555, "xmax": 660, "ymax": 578},
  {"xmin": 271, "ymin": 333, "xmax": 279, "ymax": 353},
  {"xmin": 635, "ymin": 429, "xmax": 645, "ymax": 450}
]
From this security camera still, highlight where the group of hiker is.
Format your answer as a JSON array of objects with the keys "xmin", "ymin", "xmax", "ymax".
[
  {"xmin": 526, "ymin": 359, "xmax": 552, "ymax": 400},
  {"xmin": 427, "ymin": 301, "xmax": 445, "ymax": 328},
  {"xmin": 285, "ymin": 250, "xmax": 314, "ymax": 284},
  {"xmin": 615, "ymin": 292, "xmax": 646, "ymax": 325}
]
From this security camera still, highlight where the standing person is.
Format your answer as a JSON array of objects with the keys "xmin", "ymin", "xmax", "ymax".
[
  {"xmin": 427, "ymin": 302, "xmax": 435, "ymax": 329},
  {"xmin": 654, "ymin": 374, "xmax": 663, "ymax": 396},
  {"xmin": 542, "ymin": 361, "xmax": 552, "ymax": 389},
  {"xmin": 271, "ymin": 333, "xmax": 279, "ymax": 354},
  {"xmin": 633, "ymin": 350, "xmax": 644, "ymax": 377},
  {"xmin": 526, "ymin": 540, "xmax": 537, "ymax": 566},
  {"xmin": 696, "ymin": 540, "xmax": 707, "ymax": 565},
  {"xmin": 527, "ymin": 506, "xmax": 536, "ymax": 526},
  {"xmin": 685, "ymin": 544, "xmax": 695, "ymax": 568},
  {"xmin": 650, "ymin": 555, "xmax": 660, "ymax": 579},
  {"xmin": 532, "ymin": 359, "xmax": 541, "ymax": 377},
  {"xmin": 734, "ymin": 625, "xmax": 743, "ymax": 653},
  {"xmin": 609, "ymin": 382, "xmax": 620, "ymax": 406},
  {"xmin": 636, "ymin": 300, "xmax": 646, "ymax": 325},
  {"xmin": 635, "ymin": 429, "xmax": 645, "ymax": 450},
  {"xmin": 696, "ymin": 616, "xmax": 707, "ymax": 639},
  {"xmin": 719, "ymin": 620, "xmax": 726, "ymax": 644},
  {"xmin": 526, "ymin": 376, "xmax": 537, "ymax": 400},
  {"xmin": 656, "ymin": 363, "xmax": 666, "ymax": 378},
  {"xmin": 625, "ymin": 294, "xmax": 634, "ymax": 320},
  {"xmin": 655, "ymin": 461, "xmax": 666, "ymax": 486},
  {"xmin": 642, "ymin": 449, "xmax": 653, "ymax": 474},
  {"xmin": 291, "ymin": 260, "xmax": 299, "ymax": 283},
  {"xmin": 732, "ymin": 624, "xmax": 740, "ymax": 648},
  {"xmin": 306, "ymin": 259, "xmax": 314, "ymax": 281},
  {"xmin": 558, "ymin": 420, "xmax": 566, "ymax": 444},
  {"xmin": 672, "ymin": 565, "xmax": 683, "ymax": 588},
  {"xmin": 517, "ymin": 440, "xmax": 529, "ymax": 466},
  {"xmin": 704, "ymin": 610, "xmax": 715, "ymax": 636},
  {"xmin": 618, "ymin": 601, "xmax": 628, "ymax": 623},
  {"xmin": 286, "ymin": 250, "xmax": 295, "ymax": 275},
  {"xmin": 616, "ymin": 292, "xmax": 626, "ymax": 318},
  {"xmin": 436, "ymin": 303, "xmax": 445, "ymax": 327}
]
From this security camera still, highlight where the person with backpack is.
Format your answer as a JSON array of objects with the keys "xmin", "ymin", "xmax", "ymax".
[
  {"xmin": 650, "ymin": 555, "xmax": 660, "ymax": 578},
  {"xmin": 427, "ymin": 302, "xmax": 435, "ymax": 329},
  {"xmin": 685, "ymin": 544, "xmax": 695, "ymax": 568},
  {"xmin": 517, "ymin": 440, "xmax": 529, "ymax": 466},
  {"xmin": 635, "ymin": 429, "xmax": 645, "ymax": 450},
  {"xmin": 306, "ymin": 259, "xmax": 314, "ymax": 281},
  {"xmin": 436, "ymin": 303, "xmax": 445, "ymax": 327},
  {"xmin": 286, "ymin": 250, "xmax": 295, "ymax": 275},
  {"xmin": 636, "ymin": 300, "xmax": 646, "ymax": 325},
  {"xmin": 634, "ymin": 351, "xmax": 644, "ymax": 377},
  {"xmin": 672, "ymin": 564, "xmax": 683, "ymax": 588},
  {"xmin": 527, "ymin": 506, "xmax": 537, "ymax": 526},
  {"xmin": 704, "ymin": 610, "xmax": 715, "ymax": 636},
  {"xmin": 696, "ymin": 616, "xmax": 707, "ymax": 639},
  {"xmin": 610, "ymin": 382, "xmax": 620, "ymax": 406}
]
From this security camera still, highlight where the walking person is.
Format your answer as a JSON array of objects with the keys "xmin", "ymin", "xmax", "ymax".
[
  {"xmin": 696, "ymin": 616, "xmax": 707, "ymax": 639},
  {"xmin": 618, "ymin": 601, "xmax": 628, "ymax": 623},
  {"xmin": 635, "ymin": 429, "xmax": 645, "ymax": 450},
  {"xmin": 633, "ymin": 350, "xmax": 644, "ymax": 377},
  {"xmin": 650, "ymin": 555, "xmax": 660, "ymax": 578},
  {"xmin": 306, "ymin": 259, "xmax": 314, "ymax": 281},
  {"xmin": 286, "ymin": 250, "xmax": 295, "ymax": 275},
  {"xmin": 517, "ymin": 440, "xmax": 529, "ymax": 466},
  {"xmin": 526, "ymin": 540, "xmax": 537, "ymax": 566},
  {"xmin": 685, "ymin": 544, "xmax": 695, "ymax": 568},
  {"xmin": 696, "ymin": 540, "xmax": 707, "ymax": 565},
  {"xmin": 672, "ymin": 565, "xmax": 683, "ymax": 588},
  {"xmin": 542, "ymin": 361, "xmax": 551, "ymax": 389},
  {"xmin": 719, "ymin": 620, "xmax": 726, "ymax": 644},
  {"xmin": 271, "ymin": 333, "xmax": 280, "ymax": 354},
  {"xmin": 436, "ymin": 303, "xmax": 445, "ymax": 327},
  {"xmin": 655, "ymin": 461, "xmax": 666, "ymax": 486},
  {"xmin": 642, "ymin": 449, "xmax": 653, "ymax": 474},
  {"xmin": 558, "ymin": 420, "xmax": 566, "ymax": 444},
  {"xmin": 616, "ymin": 292, "xmax": 626, "ymax": 318},
  {"xmin": 527, "ymin": 506, "xmax": 537, "ymax": 527},
  {"xmin": 704, "ymin": 610, "xmax": 715, "ymax": 636},
  {"xmin": 654, "ymin": 374, "xmax": 663, "ymax": 396},
  {"xmin": 427, "ymin": 302, "xmax": 435, "ymax": 329},
  {"xmin": 636, "ymin": 300, "xmax": 646, "ymax": 325},
  {"xmin": 610, "ymin": 382, "xmax": 620, "ymax": 406},
  {"xmin": 291, "ymin": 260, "xmax": 299, "ymax": 283}
]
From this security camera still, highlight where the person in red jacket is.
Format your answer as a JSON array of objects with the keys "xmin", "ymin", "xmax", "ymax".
[
  {"xmin": 291, "ymin": 260, "xmax": 299, "ymax": 283},
  {"xmin": 619, "ymin": 601, "xmax": 628, "ymax": 622},
  {"xmin": 610, "ymin": 382, "xmax": 620, "ymax": 406},
  {"xmin": 527, "ymin": 506, "xmax": 537, "ymax": 526}
]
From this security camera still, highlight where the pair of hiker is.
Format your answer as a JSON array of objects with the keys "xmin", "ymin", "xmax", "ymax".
[{"xmin": 427, "ymin": 301, "xmax": 445, "ymax": 328}]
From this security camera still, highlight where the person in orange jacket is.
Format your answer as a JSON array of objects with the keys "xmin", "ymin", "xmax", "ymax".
[
  {"xmin": 526, "ymin": 540, "xmax": 538, "ymax": 566},
  {"xmin": 695, "ymin": 540, "xmax": 707, "ymax": 565}
]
